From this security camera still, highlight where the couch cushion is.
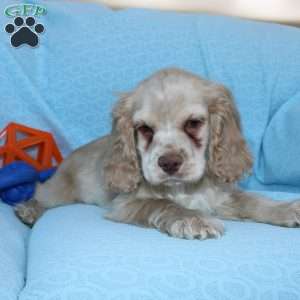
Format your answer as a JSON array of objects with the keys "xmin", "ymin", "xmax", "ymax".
[
  {"xmin": 19, "ymin": 191, "xmax": 300, "ymax": 300},
  {"xmin": 1, "ymin": 0, "xmax": 300, "ymax": 193},
  {"xmin": 0, "ymin": 203, "xmax": 29, "ymax": 300},
  {"xmin": 259, "ymin": 96, "xmax": 300, "ymax": 187}
]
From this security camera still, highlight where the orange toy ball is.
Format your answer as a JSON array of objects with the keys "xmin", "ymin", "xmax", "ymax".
[{"xmin": 0, "ymin": 122, "xmax": 63, "ymax": 171}]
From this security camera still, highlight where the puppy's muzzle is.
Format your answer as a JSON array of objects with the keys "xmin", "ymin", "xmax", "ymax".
[{"xmin": 158, "ymin": 152, "xmax": 183, "ymax": 175}]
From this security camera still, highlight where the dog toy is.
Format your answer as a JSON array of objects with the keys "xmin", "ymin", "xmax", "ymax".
[
  {"xmin": 0, "ymin": 122, "xmax": 63, "ymax": 205},
  {"xmin": 0, "ymin": 122, "xmax": 63, "ymax": 170}
]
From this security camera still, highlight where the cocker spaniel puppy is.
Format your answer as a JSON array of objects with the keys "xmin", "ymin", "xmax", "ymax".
[{"xmin": 16, "ymin": 68, "xmax": 300, "ymax": 239}]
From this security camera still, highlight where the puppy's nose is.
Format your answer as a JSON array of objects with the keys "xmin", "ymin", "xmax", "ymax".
[{"xmin": 158, "ymin": 153, "xmax": 183, "ymax": 175}]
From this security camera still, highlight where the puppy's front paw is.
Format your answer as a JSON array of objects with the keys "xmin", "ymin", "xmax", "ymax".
[
  {"xmin": 162, "ymin": 216, "xmax": 225, "ymax": 240},
  {"xmin": 279, "ymin": 201, "xmax": 300, "ymax": 227}
]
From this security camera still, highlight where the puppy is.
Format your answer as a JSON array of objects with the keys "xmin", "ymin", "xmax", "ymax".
[{"xmin": 15, "ymin": 68, "xmax": 300, "ymax": 239}]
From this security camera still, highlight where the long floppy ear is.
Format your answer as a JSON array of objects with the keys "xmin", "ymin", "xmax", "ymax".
[
  {"xmin": 207, "ymin": 84, "xmax": 253, "ymax": 183},
  {"xmin": 103, "ymin": 93, "xmax": 141, "ymax": 193}
]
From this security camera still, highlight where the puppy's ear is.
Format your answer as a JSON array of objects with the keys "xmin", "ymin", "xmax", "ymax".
[
  {"xmin": 207, "ymin": 84, "xmax": 252, "ymax": 183},
  {"xmin": 103, "ymin": 93, "xmax": 141, "ymax": 193}
]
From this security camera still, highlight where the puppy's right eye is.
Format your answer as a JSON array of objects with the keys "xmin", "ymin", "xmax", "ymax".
[{"xmin": 137, "ymin": 125, "xmax": 154, "ymax": 141}]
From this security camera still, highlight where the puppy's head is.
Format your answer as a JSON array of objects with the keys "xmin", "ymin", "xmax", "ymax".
[{"xmin": 104, "ymin": 68, "xmax": 252, "ymax": 192}]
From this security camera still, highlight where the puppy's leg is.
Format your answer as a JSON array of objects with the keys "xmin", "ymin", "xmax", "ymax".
[
  {"xmin": 215, "ymin": 190, "xmax": 300, "ymax": 227},
  {"xmin": 106, "ymin": 196, "xmax": 224, "ymax": 240},
  {"xmin": 14, "ymin": 136, "xmax": 114, "ymax": 226}
]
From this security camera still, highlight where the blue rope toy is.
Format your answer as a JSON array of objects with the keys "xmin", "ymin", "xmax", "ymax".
[{"xmin": 0, "ymin": 161, "xmax": 56, "ymax": 206}]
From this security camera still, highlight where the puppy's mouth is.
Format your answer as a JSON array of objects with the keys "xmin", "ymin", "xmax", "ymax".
[
  {"xmin": 161, "ymin": 178, "xmax": 184, "ymax": 186},
  {"xmin": 158, "ymin": 170, "xmax": 204, "ymax": 186},
  {"xmin": 159, "ymin": 172, "xmax": 190, "ymax": 186}
]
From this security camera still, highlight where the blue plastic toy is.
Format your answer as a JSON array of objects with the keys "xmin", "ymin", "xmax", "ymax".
[{"xmin": 0, "ymin": 161, "xmax": 56, "ymax": 206}]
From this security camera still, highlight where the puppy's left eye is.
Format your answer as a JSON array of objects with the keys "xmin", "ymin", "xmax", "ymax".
[{"xmin": 184, "ymin": 118, "xmax": 205, "ymax": 134}]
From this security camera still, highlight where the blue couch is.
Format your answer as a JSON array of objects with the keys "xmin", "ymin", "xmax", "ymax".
[{"xmin": 1, "ymin": 1, "xmax": 300, "ymax": 299}]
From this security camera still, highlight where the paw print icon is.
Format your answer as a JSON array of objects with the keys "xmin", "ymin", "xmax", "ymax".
[{"xmin": 5, "ymin": 17, "xmax": 44, "ymax": 48}]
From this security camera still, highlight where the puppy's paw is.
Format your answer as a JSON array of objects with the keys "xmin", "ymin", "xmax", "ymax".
[
  {"xmin": 163, "ymin": 216, "xmax": 225, "ymax": 240},
  {"xmin": 279, "ymin": 201, "xmax": 300, "ymax": 227},
  {"xmin": 14, "ymin": 199, "xmax": 44, "ymax": 226}
]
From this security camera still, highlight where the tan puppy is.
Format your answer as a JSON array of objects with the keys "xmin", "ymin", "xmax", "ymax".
[{"xmin": 16, "ymin": 68, "xmax": 300, "ymax": 239}]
